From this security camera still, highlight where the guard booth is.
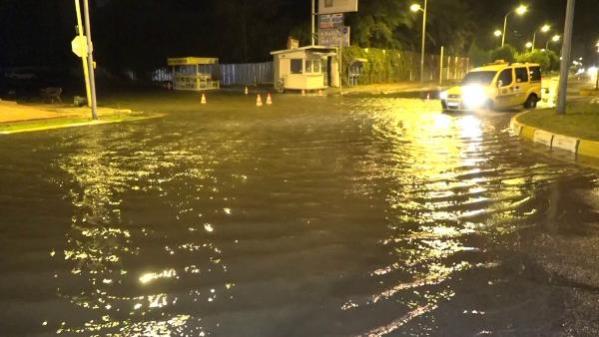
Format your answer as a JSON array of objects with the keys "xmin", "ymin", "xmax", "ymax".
[
  {"xmin": 167, "ymin": 57, "xmax": 220, "ymax": 91},
  {"xmin": 271, "ymin": 46, "xmax": 339, "ymax": 92}
]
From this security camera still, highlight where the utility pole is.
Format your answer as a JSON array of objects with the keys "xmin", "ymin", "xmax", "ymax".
[
  {"xmin": 502, "ymin": 13, "xmax": 509, "ymax": 47},
  {"xmin": 339, "ymin": 29, "xmax": 344, "ymax": 95},
  {"xmin": 420, "ymin": 0, "xmax": 428, "ymax": 83},
  {"xmin": 74, "ymin": 0, "xmax": 91, "ymax": 108},
  {"xmin": 557, "ymin": 0, "xmax": 575, "ymax": 115},
  {"xmin": 311, "ymin": 0, "xmax": 316, "ymax": 45},
  {"xmin": 439, "ymin": 46, "xmax": 444, "ymax": 85},
  {"xmin": 82, "ymin": 0, "xmax": 98, "ymax": 120}
]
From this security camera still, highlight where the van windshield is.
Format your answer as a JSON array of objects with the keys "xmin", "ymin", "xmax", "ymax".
[{"xmin": 461, "ymin": 71, "xmax": 497, "ymax": 85}]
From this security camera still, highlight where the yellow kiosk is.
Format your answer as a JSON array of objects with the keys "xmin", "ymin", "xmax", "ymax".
[{"xmin": 167, "ymin": 57, "xmax": 220, "ymax": 91}]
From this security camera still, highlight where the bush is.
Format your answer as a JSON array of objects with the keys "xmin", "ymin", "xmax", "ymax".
[
  {"xmin": 516, "ymin": 50, "xmax": 553, "ymax": 71},
  {"xmin": 489, "ymin": 45, "xmax": 517, "ymax": 63},
  {"xmin": 342, "ymin": 46, "xmax": 418, "ymax": 84}
]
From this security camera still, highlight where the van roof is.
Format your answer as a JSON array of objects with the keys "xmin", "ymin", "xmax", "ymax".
[{"xmin": 471, "ymin": 62, "xmax": 540, "ymax": 72}]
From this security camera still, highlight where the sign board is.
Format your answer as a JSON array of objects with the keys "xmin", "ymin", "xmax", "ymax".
[
  {"xmin": 71, "ymin": 36, "xmax": 88, "ymax": 58},
  {"xmin": 167, "ymin": 57, "xmax": 219, "ymax": 66},
  {"xmin": 318, "ymin": 27, "xmax": 351, "ymax": 47},
  {"xmin": 319, "ymin": 14, "xmax": 344, "ymax": 29},
  {"xmin": 319, "ymin": 0, "xmax": 358, "ymax": 14}
]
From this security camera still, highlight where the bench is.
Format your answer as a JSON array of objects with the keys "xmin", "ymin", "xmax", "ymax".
[{"xmin": 40, "ymin": 87, "xmax": 63, "ymax": 104}]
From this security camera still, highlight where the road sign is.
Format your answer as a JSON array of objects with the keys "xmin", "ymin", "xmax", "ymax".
[
  {"xmin": 71, "ymin": 36, "xmax": 88, "ymax": 58},
  {"xmin": 318, "ymin": 26, "xmax": 351, "ymax": 47},
  {"xmin": 319, "ymin": 0, "xmax": 358, "ymax": 15},
  {"xmin": 319, "ymin": 14, "xmax": 344, "ymax": 29}
]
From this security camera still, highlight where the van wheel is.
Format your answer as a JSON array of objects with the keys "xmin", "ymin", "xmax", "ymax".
[{"xmin": 524, "ymin": 94, "xmax": 538, "ymax": 109}]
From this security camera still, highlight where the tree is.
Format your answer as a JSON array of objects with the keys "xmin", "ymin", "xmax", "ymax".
[
  {"xmin": 490, "ymin": 45, "xmax": 517, "ymax": 63},
  {"xmin": 467, "ymin": 41, "xmax": 490, "ymax": 67},
  {"xmin": 516, "ymin": 50, "xmax": 556, "ymax": 71}
]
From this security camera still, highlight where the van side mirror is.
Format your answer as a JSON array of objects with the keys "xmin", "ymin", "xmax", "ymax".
[{"xmin": 497, "ymin": 80, "xmax": 503, "ymax": 88}]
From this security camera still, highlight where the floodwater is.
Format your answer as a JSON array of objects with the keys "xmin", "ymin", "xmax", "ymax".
[{"xmin": 1, "ymin": 93, "xmax": 598, "ymax": 337}]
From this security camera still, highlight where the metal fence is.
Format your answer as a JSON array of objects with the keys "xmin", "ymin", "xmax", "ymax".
[
  {"xmin": 344, "ymin": 47, "xmax": 470, "ymax": 85},
  {"xmin": 219, "ymin": 62, "xmax": 273, "ymax": 86}
]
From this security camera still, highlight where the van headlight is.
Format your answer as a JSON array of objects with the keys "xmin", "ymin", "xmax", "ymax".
[
  {"xmin": 462, "ymin": 85, "xmax": 488, "ymax": 108},
  {"xmin": 439, "ymin": 91, "xmax": 448, "ymax": 100}
]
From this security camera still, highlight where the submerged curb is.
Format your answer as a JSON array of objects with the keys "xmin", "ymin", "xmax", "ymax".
[{"xmin": 510, "ymin": 112, "xmax": 599, "ymax": 159}]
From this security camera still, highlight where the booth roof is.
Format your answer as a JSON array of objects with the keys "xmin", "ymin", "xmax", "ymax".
[{"xmin": 167, "ymin": 57, "xmax": 219, "ymax": 66}]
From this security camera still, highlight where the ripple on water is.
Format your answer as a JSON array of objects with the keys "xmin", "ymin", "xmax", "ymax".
[{"xmin": 18, "ymin": 96, "xmax": 592, "ymax": 336}]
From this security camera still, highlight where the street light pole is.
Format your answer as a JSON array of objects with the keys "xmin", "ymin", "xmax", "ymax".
[
  {"xmin": 596, "ymin": 42, "xmax": 599, "ymax": 90},
  {"xmin": 311, "ymin": 0, "xmax": 316, "ymax": 46},
  {"xmin": 532, "ymin": 25, "xmax": 550, "ymax": 51},
  {"xmin": 502, "ymin": 12, "xmax": 511, "ymax": 47},
  {"xmin": 557, "ymin": 0, "xmax": 575, "ymax": 115},
  {"xmin": 420, "ymin": 0, "xmax": 428, "ymax": 83},
  {"xmin": 74, "ymin": 0, "xmax": 91, "ymax": 108},
  {"xmin": 502, "ymin": 5, "xmax": 528, "ymax": 47},
  {"xmin": 82, "ymin": 0, "xmax": 98, "ymax": 120},
  {"xmin": 546, "ymin": 35, "xmax": 561, "ymax": 51}
]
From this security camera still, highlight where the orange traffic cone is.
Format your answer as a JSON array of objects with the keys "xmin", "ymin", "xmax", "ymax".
[
  {"xmin": 244, "ymin": 86, "xmax": 249, "ymax": 95},
  {"xmin": 301, "ymin": 89, "xmax": 306, "ymax": 96},
  {"xmin": 266, "ymin": 93, "xmax": 273, "ymax": 105},
  {"xmin": 201, "ymin": 93, "xmax": 207, "ymax": 104},
  {"xmin": 318, "ymin": 90, "xmax": 324, "ymax": 97},
  {"xmin": 426, "ymin": 93, "xmax": 431, "ymax": 101},
  {"xmin": 256, "ymin": 94, "xmax": 263, "ymax": 107}
]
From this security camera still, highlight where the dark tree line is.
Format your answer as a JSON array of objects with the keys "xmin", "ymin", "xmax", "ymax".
[{"xmin": 1, "ymin": 0, "xmax": 597, "ymax": 74}]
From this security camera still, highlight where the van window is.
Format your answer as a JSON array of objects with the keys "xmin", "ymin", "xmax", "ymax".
[
  {"xmin": 462, "ymin": 71, "xmax": 497, "ymax": 85},
  {"xmin": 529, "ymin": 66, "xmax": 541, "ymax": 82},
  {"xmin": 497, "ymin": 69, "xmax": 513, "ymax": 87},
  {"xmin": 290, "ymin": 59, "xmax": 303, "ymax": 74},
  {"xmin": 515, "ymin": 67, "xmax": 529, "ymax": 83}
]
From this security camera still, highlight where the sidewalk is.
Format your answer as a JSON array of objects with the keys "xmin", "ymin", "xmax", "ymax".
[
  {"xmin": 0, "ymin": 100, "xmax": 130, "ymax": 122},
  {"xmin": 510, "ymin": 98, "xmax": 599, "ymax": 159},
  {"xmin": 0, "ymin": 100, "xmax": 151, "ymax": 134}
]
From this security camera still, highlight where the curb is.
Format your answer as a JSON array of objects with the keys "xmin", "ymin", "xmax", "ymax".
[{"xmin": 510, "ymin": 112, "xmax": 599, "ymax": 159}]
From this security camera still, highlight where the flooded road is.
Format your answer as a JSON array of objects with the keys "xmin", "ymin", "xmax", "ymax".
[{"xmin": 1, "ymin": 93, "xmax": 598, "ymax": 337}]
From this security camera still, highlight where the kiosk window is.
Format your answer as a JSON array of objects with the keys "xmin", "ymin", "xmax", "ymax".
[
  {"xmin": 290, "ymin": 59, "xmax": 303, "ymax": 74},
  {"xmin": 515, "ymin": 67, "xmax": 529, "ymax": 83},
  {"xmin": 306, "ymin": 60, "xmax": 321, "ymax": 73}
]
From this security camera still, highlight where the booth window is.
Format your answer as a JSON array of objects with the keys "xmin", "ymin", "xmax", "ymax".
[
  {"xmin": 306, "ymin": 59, "xmax": 321, "ymax": 73},
  {"xmin": 291, "ymin": 59, "xmax": 303, "ymax": 74}
]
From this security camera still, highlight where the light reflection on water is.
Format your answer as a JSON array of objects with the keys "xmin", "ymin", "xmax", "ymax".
[{"xmin": 6, "ymin": 96, "xmax": 593, "ymax": 336}]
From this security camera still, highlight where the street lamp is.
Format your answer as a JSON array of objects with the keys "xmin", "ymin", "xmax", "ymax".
[
  {"xmin": 525, "ymin": 41, "xmax": 533, "ymax": 50},
  {"xmin": 546, "ymin": 34, "xmax": 560, "ymax": 50},
  {"xmin": 410, "ymin": 0, "xmax": 428, "ymax": 83},
  {"xmin": 532, "ymin": 24, "xmax": 551, "ymax": 51},
  {"xmin": 502, "ymin": 4, "xmax": 528, "ymax": 47},
  {"xmin": 493, "ymin": 30, "xmax": 503, "ymax": 47}
]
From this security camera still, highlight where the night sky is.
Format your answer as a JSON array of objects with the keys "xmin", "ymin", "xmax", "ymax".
[{"xmin": 0, "ymin": 0, "xmax": 597, "ymax": 73}]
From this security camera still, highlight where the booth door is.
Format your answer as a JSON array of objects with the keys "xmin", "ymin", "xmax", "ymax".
[{"xmin": 324, "ymin": 57, "xmax": 332, "ymax": 87}]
